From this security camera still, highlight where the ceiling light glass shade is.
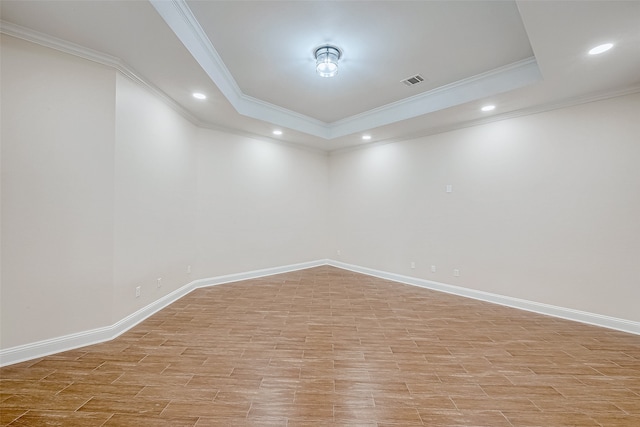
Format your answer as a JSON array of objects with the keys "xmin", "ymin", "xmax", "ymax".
[{"xmin": 315, "ymin": 45, "xmax": 341, "ymax": 78}]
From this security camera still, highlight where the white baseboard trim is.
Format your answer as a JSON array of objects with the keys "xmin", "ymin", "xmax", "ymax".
[
  {"xmin": 0, "ymin": 259, "xmax": 328, "ymax": 367},
  {"xmin": 327, "ymin": 260, "xmax": 640, "ymax": 336},
  {"xmin": 3, "ymin": 259, "xmax": 637, "ymax": 366}
]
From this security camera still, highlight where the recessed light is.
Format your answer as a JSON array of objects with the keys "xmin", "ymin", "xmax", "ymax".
[
  {"xmin": 589, "ymin": 43, "xmax": 613, "ymax": 55},
  {"xmin": 481, "ymin": 105, "xmax": 496, "ymax": 112},
  {"xmin": 192, "ymin": 92, "xmax": 207, "ymax": 100},
  {"xmin": 362, "ymin": 135, "xmax": 372, "ymax": 140},
  {"xmin": 272, "ymin": 130, "xmax": 283, "ymax": 136}
]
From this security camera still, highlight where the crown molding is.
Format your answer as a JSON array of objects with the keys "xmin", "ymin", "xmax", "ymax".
[
  {"xmin": 4, "ymin": 14, "xmax": 636, "ymax": 149},
  {"xmin": 148, "ymin": 0, "xmax": 330, "ymax": 138},
  {"xmin": 1, "ymin": 20, "xmax": 120, "ymax": 69},
  {"xmin": 474, "ymin": 83, "xmax": 640, "ymax": 127},
  {"xmin": 330, "ymin": 84, "xmax": 640, "ymax": 154},
  {"xmin": 149, "ymin": 0, "xmax": 326, "ymax": 137},
  {"xmin": 0, "ymin": 19, "xmax": 202, "ymax": 128},
  {"xmin": 328, "ymin": 57, "xmax": 541, "ymax": 139},
  {"xmin": 149, "ymin": 0, "xmax": 242, "ymax": 106},
  {"xmin": 1, "ymin": 20, "xmax": 331, "ymax": 152},
  {"xmin": 197, "ymin": 121, "xmax": 329, "ymax": 156},
  {"xmin": 148, "ymin": 0, "xmax": 543, "ymax": 140}
]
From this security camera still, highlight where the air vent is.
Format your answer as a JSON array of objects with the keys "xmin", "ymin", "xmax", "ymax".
[{"xmin": 401, "ymin": 74, "xmax": 425, "ymax": 87}]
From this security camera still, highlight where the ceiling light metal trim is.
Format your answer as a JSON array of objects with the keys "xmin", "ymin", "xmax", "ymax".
[{"xmin": 315, "ymin": 45, "xmax": 342, "ymax": 78}]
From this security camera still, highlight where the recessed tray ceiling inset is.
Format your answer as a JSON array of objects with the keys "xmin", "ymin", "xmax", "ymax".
[{"xmin": 151, "ymin": 0, "xmax": 541, "ymax": 139}]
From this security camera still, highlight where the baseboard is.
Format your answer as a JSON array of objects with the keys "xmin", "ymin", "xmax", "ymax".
[
  {"xmin": 0, "ymin": 259, "xmax": 328, "ymax": 367},
  {"xmin": 3, "ymin": 258, "xmax": 637, "ymax": 366},
  {"xmin": 327, "ymin": 260, "xmax": 640, "ymax": 336}
]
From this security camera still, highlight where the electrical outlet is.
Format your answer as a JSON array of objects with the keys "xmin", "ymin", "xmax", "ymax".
[
  {"xmin": 135, "ymin": 286, "xmax": 141, "ymax": 298},
  {"xmin": 431, "ymin": 265, "xmax": 436, "ymax": 273},
  {"xmin": 157, "ymin": 278, "xmax": 162, "ymax": 288},
  {"xmin": 453, "ymin": 269, "xmax": 460, "ymax": 277},
  {"xmin": 446, "ymin": 184, "xmax": 453, "ymax": 193}
]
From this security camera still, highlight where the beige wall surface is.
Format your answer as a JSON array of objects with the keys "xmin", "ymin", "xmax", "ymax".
[
  {"xmin": 195, "ymin": 130, "xmax": 329, "ymax": 277},
  {"xmin": 1, "ymin": 36, "xmax": 116, "ymax": 347},
  {"xmin": 112, "ymin": 73, "xmax": 199, "ymax": 322},
  {"xmin": 1, "ymin": 37, "xmax": 330, "ymax": 349},
  {"xmin": 2, "ymin": 34, "xmax": 638, "ymax": 352},
  {"xmin": 329, "ymin": 93, "xmax": 640, "ymax": 322}
]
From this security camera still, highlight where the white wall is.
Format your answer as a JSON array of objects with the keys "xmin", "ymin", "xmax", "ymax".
[
  {"xmin": 2, "ymin": 33, "xmax": 638, "ymax": 355},
  {"xmin": 329, "ymin": 93, "xmax": 640, "ymax": 323},
  {"xmin": 1, "ymin": 36, "xmax": 330, "ymax": 350},
  {"xmin": 1, "ymin": 36, "xmax": 115, "ymax": 347},
  {"xmin": 195, "ymin": 130, "xmax": 329, "ymax": 276},
  {"xmin": 112, "ymin": 77, "xmax": 330, "ymax": 319},
  {"xmin": 112, "ymin": 73, "xmax": 199, "ymax": 322}
]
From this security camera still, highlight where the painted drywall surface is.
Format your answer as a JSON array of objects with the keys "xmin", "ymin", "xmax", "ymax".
[
  {"xmin": 112, "ymin": 73, "xmax": 199, "ymax": 322},
  {"xmin": 330, "ymin": 93, "xmax": 640, "ymax": 322},
  {"xmin": 1, "ymin": 36, "xmax": 115, "ymax": 348},
  {"xmin": 2, "ymin": 31, "xmax": 637, "ymax": 356},
  {"xmin": 112, "ymin": 76, "xmax": 331, "ymax": 318},
  {"xmin": 0, "ymin": 35, "xmax": 331, "ymax": 351},
  {"xmin": 195, "ymin": 130, "xmax": 330, "ymax": 277}
]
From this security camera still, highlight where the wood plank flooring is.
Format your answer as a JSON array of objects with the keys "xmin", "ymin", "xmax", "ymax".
[{"xmin": 1, "ymin": 266, "xmax": 639, "ymax": 426}]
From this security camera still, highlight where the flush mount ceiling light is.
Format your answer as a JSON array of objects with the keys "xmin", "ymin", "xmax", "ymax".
[
  {"xmin": 192, "ymin": 92, "xmax": 207, "ymax": 100},
  {"xmin": 362, "ymin": 135, "xmax": 372, "ymax": 141},
  {"xmin": 315, "ymin": 45, "xmax": 342, "ymax": 78},
  {"xmin": 272, "ymin": 130, "xmax": 283, "ymax": 136},
  {"xmin": 588, "ymin": 43, "xmax": 614, "ymax": 55},
  {"xmin": 481, "ymin": 105, "xmax": 496, "ymax": 112}
]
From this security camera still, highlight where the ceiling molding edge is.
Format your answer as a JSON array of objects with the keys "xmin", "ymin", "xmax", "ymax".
[
  {"xmin": 149, "ymin": 0, "xmax": 331, "ymax": 139},
  {"xmin": 5, "ymin": 16, "xmax": 635, "ymax": 154},
  {"xmin": 149, "ymin": 0, "xmax": 543, "ymax": 140},
  {"xmin": 149, "ymin": 0, "xmax": 242, "ymax": 106},
  {"xmin": 1, "ymin": 20, "xmax": 120, "ymax": 68},
  {"xmin": 0, "ymin": 20, "xmax": 202, "ymax": 128},
  {"xmin": 0, "ymin": 20, "xmax": 326, "ymax": 151},
  {"xmin": 328, "ymin": 57, "xmax": 542, "ymax": 138},
  {"xmin": 197, "ymin": 122, "xmax": 330, "ymax": 155},
  {"xmin": 330, "ymin": 84, "xmax": 640, "ymax": 155}
]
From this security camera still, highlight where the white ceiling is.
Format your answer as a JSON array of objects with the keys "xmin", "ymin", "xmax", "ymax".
[{"xmin": 1, "ymin": 1, "xmax": 639, "ymax": 151}]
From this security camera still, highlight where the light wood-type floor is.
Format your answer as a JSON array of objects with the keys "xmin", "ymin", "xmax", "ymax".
[{"xmin": 1, "ymin": 266, "xmax": 639, "ymax": 426}]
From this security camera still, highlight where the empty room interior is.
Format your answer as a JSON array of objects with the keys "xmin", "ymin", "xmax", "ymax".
[{"xmin": 1, "ymin": 1, "xmax": 639, "ymax": 426}]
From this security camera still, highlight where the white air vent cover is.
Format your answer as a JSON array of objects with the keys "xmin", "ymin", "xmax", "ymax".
[{"xmin": 401, "ymin": 74, "xmax": 425, "ymax": 86}]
